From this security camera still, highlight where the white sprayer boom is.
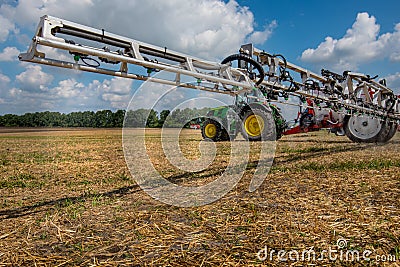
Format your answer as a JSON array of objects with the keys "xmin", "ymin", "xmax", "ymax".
[{"xmin": 19, "ymin": 15, "xmax": 400, "ymax": 143}]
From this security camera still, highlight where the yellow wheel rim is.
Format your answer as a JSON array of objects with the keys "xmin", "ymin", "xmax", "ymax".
[
  {"xmin": 244, "ymin": 114, "xmax": 264, "ymax": 137},
  {"xmin": 204, "ymin": 123, "xmax": 217, "ymax": 138}
]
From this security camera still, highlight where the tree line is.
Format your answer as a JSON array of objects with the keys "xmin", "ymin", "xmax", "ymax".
[{"xmin": 0, "ymin": 108, "xmax": 210, "ymax": 128}]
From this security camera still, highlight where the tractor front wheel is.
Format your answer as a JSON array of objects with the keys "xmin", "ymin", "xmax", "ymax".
[
  {"xmin": 201, "ymin": 119, "xmax": 228, "ymax": 141},
  {"xmin": 241, "ymin": 108, "xmax": 276, "ymax": 141}
]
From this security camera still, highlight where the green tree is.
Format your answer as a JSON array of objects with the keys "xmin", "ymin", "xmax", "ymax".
[
  {"xmin": 146, "ymin": 109, "xmax": 159, "ymax": 128},
  {"xmin": 113, "ymin": 110, "xmax": 125, "ymax": 127},
  {"xmin": 1, "ymin": 114, "xmax": 19, "ymax": 127},
  {"xmin": 158, "ymin": 110, "xmax": 170, "ymax": 127},
  {"xmin": 125, "ymin": 109, "xmax": 149, "ymax": 127},
  {"xmin": 94, "ymin": 110, "xmax": 113, "ymax": 127}
]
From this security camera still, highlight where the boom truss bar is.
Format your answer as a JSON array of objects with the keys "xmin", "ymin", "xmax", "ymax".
[
  {"xmin": 243, "ymin": 44, "xmax": 400, "ymax": 121},
  {"xmin": 19, "ymin": 15, "xmax": 400, "ymax": 122},
  {"xmin": 19, "ymin": 15, "xmax": 256, "ymax": 96}
]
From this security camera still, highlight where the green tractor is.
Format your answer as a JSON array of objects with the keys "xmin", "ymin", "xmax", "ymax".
[
  {"xmin": 201, "ymin": 92, "xmax": 286, "ymax": 142},
  {"xmin": 201, "ymin": 51, "xmax": 286, "ymax": 142}
]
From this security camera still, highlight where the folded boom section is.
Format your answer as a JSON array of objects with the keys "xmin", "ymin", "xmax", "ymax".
[{"xmin": 19, "ymin": 15, "xmax": 400, "ymax": 143}]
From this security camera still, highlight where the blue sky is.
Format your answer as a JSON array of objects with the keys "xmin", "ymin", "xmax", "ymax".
[{"xmin": 0, "ymin": 0, "xmax": 399, "ymax": 115}]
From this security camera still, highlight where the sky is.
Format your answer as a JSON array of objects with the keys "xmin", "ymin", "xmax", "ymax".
[{"xmin": 0, "ymin": 0, "xmax": 400, "ymax": 115}]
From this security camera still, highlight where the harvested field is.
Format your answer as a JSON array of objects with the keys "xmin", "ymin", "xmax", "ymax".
[{"xmin": 0, "ymin": 128, "xmax": 399, "ymax": 266}]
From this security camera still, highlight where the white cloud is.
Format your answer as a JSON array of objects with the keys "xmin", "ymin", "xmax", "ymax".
[
  {"xmin": 127, "ymin": 82, "xmax": 185, "ymax": 111},
  {"xmin": 100, "ymin": 77, "xmax": 133, "ymax": 108},
  {"xmin": 247, "ymin": 20, "xmax": 277, "ymax": 44},
  {"xmin": 385, "ymin": 72, "xmax": 400, "ymax": 94},
  {"xmin": 1, "ymin": 0, "xmax": 274, "ymax": 60},
  {"xmin": 7, "ymin": 77, "xmax": 100, "ymax": 112},
  {"xmin": 0, "ymin": 14, "xmax": 16, "ymax": 42},
  {"xmin": 37, "ymin": 46, "xmax": 72, "ymax": 63},
  {"xmin": 101, "ymin": 77, "xmax": 133, "ymax": 95},
  {"xmin": 9, "ymin": 88, "xmax": 22, "ymax": 97},
  {"xmin": 390, "ymin": 53, "xmax": 400, "ymax": 62},
  {"xmin": 301, "ymin": 12, "xmax": 400, "ymax": 71},
  {"xmin": 0, "ymin": 46, "xmax": 21, "ymax": 61},
  {"xmin": 102, "ymin": 93, "xmax": 126, "ymax": 103},
  {"xmin": 52, "ymin": 79, "xmax": 84, "ymax": 98},
  {"xmin": 0, "ymin": 72, "xmax": 10, "ymax": 84},
  {"xmin": 16, "ymin": 65, "xmax": 54, "ymax": 91}
]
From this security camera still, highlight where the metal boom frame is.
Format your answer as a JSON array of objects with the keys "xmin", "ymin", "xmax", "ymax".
[{"xmin": 19, "ymin": 15, "xmax": 400, "ymax": 134}]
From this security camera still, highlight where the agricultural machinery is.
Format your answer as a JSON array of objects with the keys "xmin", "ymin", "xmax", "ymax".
[{"xmin": 19, "ymin": 15, "xmax": 400, "ymax": 143}]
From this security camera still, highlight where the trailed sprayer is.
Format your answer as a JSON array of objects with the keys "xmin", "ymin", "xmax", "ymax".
[{"xmin": 19, "ymin": 16, "xmax": 400, "ymax": 143}]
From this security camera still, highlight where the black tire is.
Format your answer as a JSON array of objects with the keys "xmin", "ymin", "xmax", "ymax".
[
  {"xmin": 201, "ymin": 119, "xmax": 225, "ymax": 142},
  {"xmin": 299, "ymin": 112, "xmax": 314, "ymax": 130},
  {"xmin": 386, "ymin": 122, "xmax": 399, "ymax": 141},
  {"xmin": 344, "ymin": 115, "xmax": 384, "ymax": 143},
  {"xmin": 219, "ymin": 128, "xmax": 230, "ymax": 141},
  {"xmin": 241, "ymin": 107, "xmax": 276, "ymax": 141},
  {"xmin": 221, "ymin": 54, "xmax": 265, "ymax": 85},
  {"xmin": 270, "ymin": 105, "xmax": 286, "ymax": 140},
  {"xmin": 377, "ymin": 121, "xmax": 398, "ymax": 143}
]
